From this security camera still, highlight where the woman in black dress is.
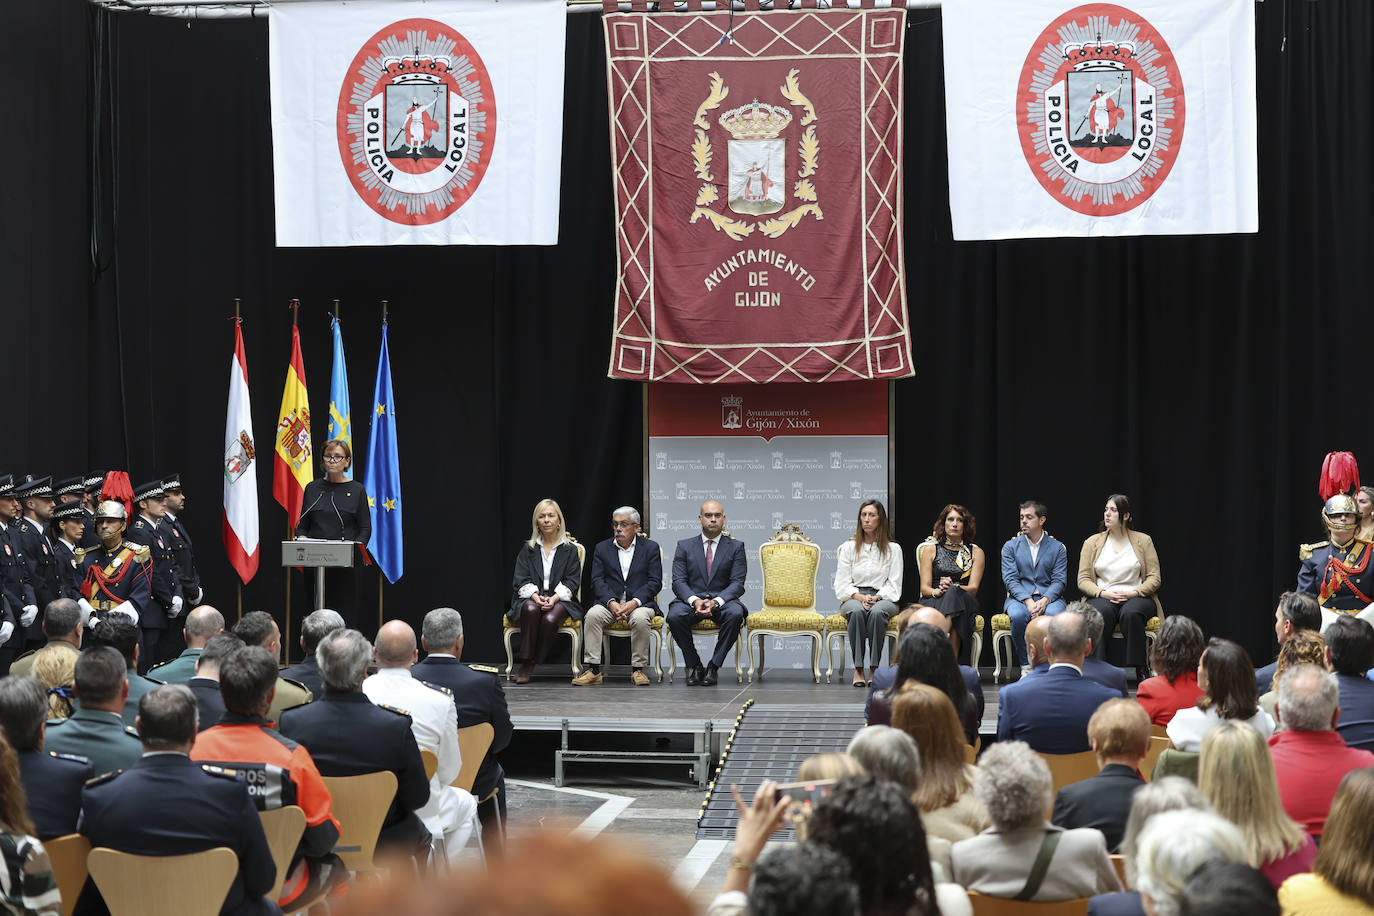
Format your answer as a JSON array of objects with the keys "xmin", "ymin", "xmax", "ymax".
[
  {"xmin": 917, "ymin": 503, "xmax": 985, "ymax": 667},
  {"xmin": 296, "ymin": 438, "xmax": 371, "ymax": 631},
  {"xmin": 508, "ymin": 498, "xmax": 583, "ymax": 684}
]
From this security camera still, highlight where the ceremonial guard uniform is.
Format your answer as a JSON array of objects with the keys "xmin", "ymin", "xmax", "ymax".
[
  {"xmin": 1298, "ymin": 495, "xmax": 1374, "ymax": 612},
  {"xmin": 124, "ymin": 480, "xmax": 183, "ymax": 664},
  {"xmin": 79, "ymin": 471, "xmax": 104, "ymax": 551},
  {"xmin": 17, "ymin": 748, "xmax": 93, "ymax": 839},
  {"xmin": 161, "ymin": 472, "xmax": 203, "ymax": 605},
  {"xmin": 50, "ymin": 500, "xmax": 85, "ymax": 599},
  {"xmin": 76, "ymin": 501, "xmax": 153, "ymax": 641},
  {"xmin": 0, "ymin": 476, "xmax": 35, "ymax": 670},
  {"xmin": 13, "ymin": 478, "xmax": 60, "ymax": 646}
]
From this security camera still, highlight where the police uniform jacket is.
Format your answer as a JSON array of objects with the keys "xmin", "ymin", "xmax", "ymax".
[
  {"xmin": 277, "ymin": 691, "xmax": 430, "ymax": 839},
  {"xmin": 121, "ymin": 669, "xmax": 163, "ymax": 729},
  {"xmin": 147, "ymin": 647, "xmax": 202, "ymax": 685},
  {"xmin": 43, "ymin": 707, "xmax": 142, "ymax": 777},
  {"xmin": 1297, "ymin": 538, "xmax": 1374, "ymax": 611},
  {"xmin": 52, "ymin": 537, "xmax": 83, "ymax": 600},
  {"xmin": 188, "ymin": 677, "xmax": 229, "ymax": 731},
  {"xmin": 410, "ymin": 655, "xmax": 512, "ymax": 801},
  {"xmin": 76, "ymin": 540, "xmax": 153, "ymax": 627},
  {"xmin": 279, "ymin": 657, "xmax": 324, "ymax": 697},
  {"xmin": 0, "ymin": 523, "xmax": 35, "ymax": 649},
  {"xmin": 125, "ymin": 516, "xmax": 182, "ymax": 624},
  {"xmin": 163, "ymin": 513, "xmax": 202, "ymax": 602},
  {"xmin": 267, "ymin": 678, "xmax": 312, "ymax": 727},
  {"xmin": 75, "ymin": 753, "xmax": 279, "ymax": 916},
  {"xmin": 79, "ymin": 508, "xmax": 99, "ymax": 551},
  {"xmin": 19, "ymin": 748, "xmax": 92, "ymax": 839},
  {"xmin": 14, "ymin": 519, "xmax": 59, "ymax": 639}
]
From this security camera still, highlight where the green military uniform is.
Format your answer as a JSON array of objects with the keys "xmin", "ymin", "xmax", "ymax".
[
  {"xmin": 266, "ymin": 676, "xmax": 313, "ymax": 727},
  {"xmin": 120, "ymin": 670, "xmax": 164, "ymax": 728},
  {"xmin": 147, "ymin": 648, "xmax": 202, "ymax": 685},
  {"xmin": 10, "ymin": 640, "xmax": 79, "ymax": 678},
  {"xmin": 43, "ymin": 707, "xmax": 141, "ymax": 777}
]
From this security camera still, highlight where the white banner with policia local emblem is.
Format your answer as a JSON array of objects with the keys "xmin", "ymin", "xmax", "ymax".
[
  {"xmin": 270, "ymin": 0, "xmax": 565, "ymax": 246},
  {"xmin": 942, "ymin": 0, "xmax": 1257, "ymax": 239}
]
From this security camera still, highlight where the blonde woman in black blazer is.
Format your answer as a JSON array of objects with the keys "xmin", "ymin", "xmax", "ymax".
[{"xmin": 508, "ymin": 498, "xmax": 583, "ymax": 684}]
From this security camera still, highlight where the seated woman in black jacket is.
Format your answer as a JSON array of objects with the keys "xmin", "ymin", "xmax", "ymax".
[{"xmin": 508, "ymin": 499, "xmax": 583, "ymax": 684}]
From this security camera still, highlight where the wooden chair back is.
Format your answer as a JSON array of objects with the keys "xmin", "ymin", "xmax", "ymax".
[
  {"xmin": 1140, "ymin": 735, "xmax": 1170, "ymax": 782},
  {"xmin": 321, "ymin": 770, "xmax": 399, "ymax": 873},
  {"xmin": 967, "ymin": 891, "xmax": 1091, "ymax": 915},
  {"xmin": 420, "ymin": 748, "xmax": 439, "ymax": 782},
  {"xmin": 86, "ymin": 846, "xmax": 238, "ymax": 916},
  {"xmin": 1110, "ymin": 854, "xmax": 1127, "ymax": 887},
  {"xmin": 257, "ymin": 805, "xmax": 306, "ymax": 903},
  {"xmin": 1038, "ymin": 750, "xmax": 1101, "ymax": 801},
  {"xmin": 43, "ymin": 833, "xmax": 90, "ymax": 916},
  {"xmin": 455, "ymin": 722, "xmax": 495, "ymax": 793},
  {"xmin": 965, "ymin": 735, "xmax": 982, "ymax": 764},
  {"xmin": 1150, "ymin": 723, "xmax": 1168, "ymax": 739}
]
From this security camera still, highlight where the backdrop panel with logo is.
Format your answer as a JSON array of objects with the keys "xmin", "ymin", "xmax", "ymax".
[{"xmin": 647, "ymin": 382, "xmax": 891, "ymax": 671}]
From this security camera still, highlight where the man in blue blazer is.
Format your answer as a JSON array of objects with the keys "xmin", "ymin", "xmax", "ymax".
[
  {"xmin": 1001, "ymin": 501, "xmax": 1069, "ymax": 676},
  {"xmin": 667, "ymin": 500, "xmax": 746, "ymax": 686},
  {"xmin": 1073, "ymin": 602, "xmax": 1129, "ymax": 696},
  {"xmin": 573, "ymin": 507, "xmax": 662, "ymax": 687},
  {"xmin": 997, "ymin": 609, "xmax": 1120, "ymax": 754}
]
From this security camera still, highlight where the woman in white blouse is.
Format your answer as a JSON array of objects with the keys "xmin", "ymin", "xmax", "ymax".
[
  {"xmin": 835, "ymin": 499, "xmax": 903, "ymax": 687},
  {"xmin": 508, "ymin": 498, "xmax": 583, "ymax": 684},
  {"xmin": 1166, "ymin": 637, "xmax": 1274, "ymax": 751},
  {"xmin": 1076, "ymin": 493, "xmax": 1161, "ymax": 681}
]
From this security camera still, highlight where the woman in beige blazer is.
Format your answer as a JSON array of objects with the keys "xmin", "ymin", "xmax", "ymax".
[{"xmin": 1077, "ymin": 494, "xmax": 1161, "ymax": 679}]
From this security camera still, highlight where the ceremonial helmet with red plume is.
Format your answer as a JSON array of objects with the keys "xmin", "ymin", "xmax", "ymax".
[
  {"xmin": 98, "ymin": 471, "xmax": 134, "ymax": 520},
  {"xmin": 1320, "ymin": 452, "xmax": 1361, "ymax": 501}
]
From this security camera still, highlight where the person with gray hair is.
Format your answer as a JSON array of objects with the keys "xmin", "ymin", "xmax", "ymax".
[
  {"xmin": 1069, "ymin": 601, "xmax": 1128, "ymax": 696},
  {"xmin": 9, "ymin": 598, "xmax": 83, "ymax": 678},
  {"xmin": 1133, "ymin": 810, "xmax": 1247, "ymax": 916},
  {"xmin": 281, "ymin": 608, "xmax": 345, "ymax": 696},
  {"xmin": 951, "ymin": 741, "xmax": 1121, "ymax": 901},
  {"xmin": 574, "ymin": 506, "xmax": 662, "ymax": 686},
  {"xmin": 279, "ymin": 629, "xmax": 433, "ymax": 859},
  {"xmin": 412, "ymin": 607, "xmax": 512, "ymax": 850},
  {"xmin": 1269, "ymin": 662, "xmax": 1374, "ymax": 839},
  {"xmin": 846, "ymin": 725, "xmax": 919, "ymax": 795},
  {"xmin": 43, "ymin": 646, "xmax": 141, "ymax": 776},
  {"xmin": 0, "ymin": 675, "xmax": 92, "ymax": 839},
  {"xmin": 148, "ymin": 604, "xmax": 225, "ymax": 684},
  {"xmin": 78, "ymin": 683, "xmax": 281, "ymax": 916}
]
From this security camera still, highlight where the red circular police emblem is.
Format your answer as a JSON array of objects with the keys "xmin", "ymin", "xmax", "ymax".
[
  {"xmin": 336, "ymin": 19, "xmax": 497, "ymax": 226},
  {"xmin": 1016, "ymin": 4, "xmax": 1184, "ymax": 216}
]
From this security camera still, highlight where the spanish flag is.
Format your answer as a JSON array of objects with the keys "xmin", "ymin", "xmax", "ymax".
[{"xmin": 273, "ymin": 325, "xmax": 312, "ymax": 529}]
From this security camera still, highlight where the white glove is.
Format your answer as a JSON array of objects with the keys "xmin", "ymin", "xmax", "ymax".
[
  {"xmin": 20, "ymin": 605, "xmax": 37, "ymax": 627},
  {"xmin": 110, "ymin": 601, "xmax": 139, "ymax": 625},
  {"xmin": 0, "ymin": 622, "xmax": 13, "ymax": 644},
  {"xmin": 192, "ymin": 587, "xmax": 203, "ymax": 605},
  {"xmin": 77, "ymin": 598, "xmax": 96, "ymax": 623},
  {"xmin": 169, "ymin": 595, "xmax": 184, "ymax": 618}
]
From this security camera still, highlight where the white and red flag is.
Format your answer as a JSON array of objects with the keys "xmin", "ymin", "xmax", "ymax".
[
  {"xmin": 222, "ymin": 319, "xmax": 260, "ymax": 584},
  {"xmin": 942, "ymin": 0, "xmax": 1257, "ymax": 239}
]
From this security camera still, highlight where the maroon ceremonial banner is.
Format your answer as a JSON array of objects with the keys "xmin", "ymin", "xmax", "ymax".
[{"xmin": 604, "ymin": 7, "xmax": 912, "ymax": 384}]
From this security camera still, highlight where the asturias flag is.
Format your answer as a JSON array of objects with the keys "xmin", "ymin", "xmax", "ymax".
[
  {"xmin": 222, "ymin": 319, "xmax": 260, "ymax": 583},
  {"xmin": 273, "ymin": 325, "xmax": 313, "ymax": 529},
  {"xmin": 328, "ymin": 315, "xmax": 352, "ymax": 479},
  {"xmin": 363, "ymin": 322, "xmax": 402, "ymax": 583}
]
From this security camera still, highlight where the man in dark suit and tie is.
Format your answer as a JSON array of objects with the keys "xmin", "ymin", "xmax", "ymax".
[
  {"xmin": 1051, "ymin": 697, "xmax": 1150, "ymax": 851},
  {"xmin": 666, "ymin": 500, "xmax": 747, "ymax": 687},
  {"xmin": 996, "ymin": 609, "xmax": 1120, "ymax": 753},
  {"xmin": 573, "ymin": 507, "xmax": 662, "ymax": 687},
  {"xmin": 1072, "ymin": 602, "xmax": 1128, "ymax": 696}
]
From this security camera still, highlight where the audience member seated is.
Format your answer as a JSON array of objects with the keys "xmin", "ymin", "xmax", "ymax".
[
  {"xmin": 147, "ymin": 605, "xmax": 224, "ymax": 684},
  {"xmin": 1134, "ymin": 614, "xmax": 1205, "ymax": 727},
  {"xmin": 996, "ymin": 610, "xmax": 1120, "ymax": 753},
  {"xmin": 1088, "ymin": 777, "xmax": 1211, "ymax": 916},
  {"xmin": 1077, "ymin": 494, "xmax": 1161, "ymax": 680},
  {"xmin": 0, "ymin": 675, "xmax": 91, "ymax": 840},
  {"xmin": 1165, "ymin": 637, "xmax": 1273, "ymax": 752},
  {"xmin": 1323, "ymin": 615, "xmax": 1374, "ymax": 751},
  {"xmin": 1178, "ymin": 861, "xmax": 1279, "ymax": 916},
  {"xmin": 31, "ymin": 640, "xmax": 77, "ymax": 721},
  {"xmin": 1052, "ymin": 698, "xmax": 1150, "ymax": 852},
  {"xmin": 707, "ymin": 843, "xmax": 860, "ymax": 916},
  {"xmin": 868, "ymin": 607, "xmax": 983, "ymax": 723},
  {"xmin": 834, "ymin": 499, "xmax": 903, "ymax": 687},
  {"xmin": 1278, "ymin": 767, "xmax": 1374, "ymax": 914},
  {"xmin": 1132, "ymin": 810, "xmax": 1247, "ymax": 916},
  {"xmin": 1256, "ymin": 591, "xmax": 1321, "ymax": 695},
  {"xmin": 845, "ymin": 726, "xmax": 917, "ymax": 796},
  {"xmin": 85, "ymin": 618, "xmax": 159, "ymax": 728},
  {"xmin": 509, "ymin": 498, "xmax": 584, "ymax": 685},
  {"xmin": 796, "ymin": 751, "xmax": 865, "ymax": 782},
  {"xmin": 411, "ymin": 608, "xmax": 512, "ymax": 850},
  {"xmin": 188, "ymin": 635, "xmax": 243, "ymax": 731},
  {"xmin": 1017, "ymin": 614, "xmax": 1053, "ymax": 680},
  {"xmin": 916, "ymin": 504, "xmax": 985, "ymax": 667},
  {"xmin": 1072, "ymin": 602, "xmax": 1129, "ymax": 696},
  {"xmin": 280, "ymin": 609, "xmax": 344, "ymax": 697},
  {"xmin": 0, "ymin": 730, "xmax": 60, "ymax": 916},
  {"xmin": 191, "ymin": 646, "xmax": 345, "ymax": 910},
  {"xmin": 75, "ymin": 685, "xmax": 280, "ymax": 916},
  {"xmin": 11, "ymin": 598, "xmax": 82, "ymax": 679},
  {"xmin": 232, "ymin": 611, "xmax": 312, "ymax": 722},
  {"xmin": 870, "ymin": 623, "xmax": 979, "ymax": 744},
  {"xmin": 1269, "ymin": 663, "xmax": 1374, "ymax": 840},
  {"xmin": 891, "ymin": 684, "xmax": 990, "ymax": 850},
  {"xmin": 1001, "ymin": 500, "xmax": 1069, "ymax": 679},
  {"xmin": 952, "ymin": 741, "xmax": 1121, "ymax": 900},
  {"xmin": 1197, "ymin": 720, "xmax": 1314, "ymax": 889},
  {"xmin": 278, "ymin": 629, "xmax": 431, "ymax": 860},
  {"xmin": 363, "ymin": 621, "xmax": 476, "ymax": 860},
  {"xmin": 43, "ymin": 646, "xmax": 141, "ymax": 776},
  {"xmin": 1258, "ymin": 629, "xmax": 1327, "ymax": 719}
]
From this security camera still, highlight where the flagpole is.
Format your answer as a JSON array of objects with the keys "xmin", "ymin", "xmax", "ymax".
[
  {"xmin": 235, "ymin": 298, "xmax": 244, "ymax": 623},
  {"xmin": 286, "ymin": 298, "xmax": 299, "ymax": 658},
  {"xmin": 378, "ymin": 299, "xmax": 387, "ymax": 634}
]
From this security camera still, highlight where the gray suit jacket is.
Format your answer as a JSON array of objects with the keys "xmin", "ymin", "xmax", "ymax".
[{"xmin": 951, "ymin": 823, "xmax": 1122, "ymax": 902}]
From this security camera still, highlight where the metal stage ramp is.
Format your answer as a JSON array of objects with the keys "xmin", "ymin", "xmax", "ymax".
[{"xmin": 696, "ymin": 701, "xmax": 865, "ymax": 839}]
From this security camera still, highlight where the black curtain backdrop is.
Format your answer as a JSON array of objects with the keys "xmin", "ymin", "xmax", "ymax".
[{"xmin": 5, "ymin": 0, "xmax": 1371, "ymax": 666}]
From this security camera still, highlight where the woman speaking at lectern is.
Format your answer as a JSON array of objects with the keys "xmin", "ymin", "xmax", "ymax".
[{"xmin": 296, "ymin": 438, "xmax": 371, "ymax": 631}]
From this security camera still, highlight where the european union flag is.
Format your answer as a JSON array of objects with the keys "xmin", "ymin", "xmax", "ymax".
[
  {"xmin": 362, "ymin": 322, "xmax": 402, "ymax": 583},
  {"xmin": 328, "ymin": 315, "xmax": 352, "ymax": 480}
]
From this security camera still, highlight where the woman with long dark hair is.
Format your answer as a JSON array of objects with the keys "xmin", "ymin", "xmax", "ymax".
[
  {"xmin": 0, "ymin": 732, "xmax": 59, "ymax": 915},
  {"xmin": 873, "ymin": 623, "xmax": 979, "ymax": 744},
  {"xmin": 834, "ymin": 499, "xmax": 903, "ymax": 687},
  {"xmin": 917, "ymin": 504, "xmax": 985, "ymax": 666},
  {"xmin": 1166, "ymin": 638, "xmax": 1274, "ymax": 752},
  {"xmin": 1077, "ymin": 494, "xmax": 1162, "ymax": 680},
  {"xmin": 1279, "ymin": 767, "xmax": 1374, "ymax": 912}
]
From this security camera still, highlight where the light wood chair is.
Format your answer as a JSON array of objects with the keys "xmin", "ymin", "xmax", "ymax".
[
  {"xmin": 964, "ymin": 735, "xmax": 982, "ymax": 764},
  {"xmin": 967, "ymin": 891, "xmax": 1090, "ymax": 915},
  {"xmin": 1110, "ymin": 854, "xmax": 1127, "ymax": 887},
  {"xmin": 420, "ymin": 748, "xmax": 439, "ymax": 782},
  {"xmin": 1150, "ymin": 723, "xmax": 1168, "ymax": 738},
  {"xmin": 257, "ymin": 806, "xmax": 306, "ymax": 904},
  {"xmin": 746, "ymin": 525, "xmax": 825, "ymax": 683},
  {"xmin": 321, "ymin": 770, "xmax": 398, "ymax": 874},
  {"xmin": 44, "ymin": 833, "xmax": 90, "ymax": 916},
  {"xmin": 502, "ymin": 537, "xmax": 587, "ymax": 678},
  {"xmin": 455, "ymin": 723, "xmax": 494, "ymax": 794},
  {"xmin": 1140, "ymin": 735, "xmax": 1170, "ymax": 783},
  {"xmin": 86, "ymin": 846, "xmax": 238, "ymax": 916},
  {"xmin": 1037, "ymin": 750, "xmax": 1101, "ymax": 803}
]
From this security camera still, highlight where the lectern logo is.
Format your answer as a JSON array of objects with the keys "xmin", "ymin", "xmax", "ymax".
[
  {"xmin": 336, "ymin": 18, "xmax": 497, "ymax": 226},
  {"xmin": 1016, "ymin": 4, "xmax": 1185, "ymax": 216}
]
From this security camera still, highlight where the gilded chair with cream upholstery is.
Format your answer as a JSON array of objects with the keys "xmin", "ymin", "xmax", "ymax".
[
  {"xmin": 600, "ymin": 534, "xmax": 666, "ymax": 681},
  {"xmin": 746, "ymin": 525, "xmax": 824, "ymax": 683},
  {"xmin": 990, "ymin": 612, "xmax": 1015, "ymax": 682},
  {"xmin": 662, "ymin": 541, "xmax": 743, "ymax": 683},
  {"xmin": 502, "ymin": 536, "xmax": 586, "ymax": 679}
]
